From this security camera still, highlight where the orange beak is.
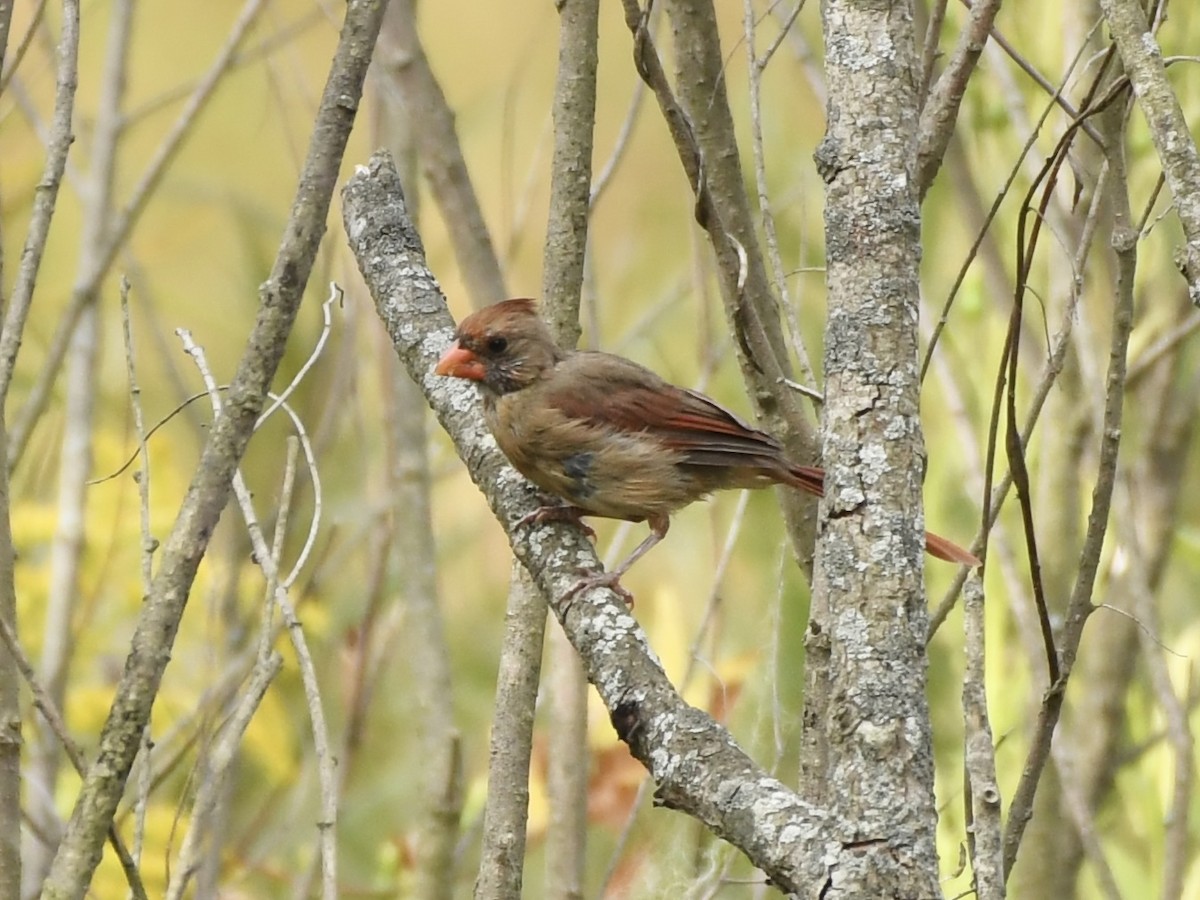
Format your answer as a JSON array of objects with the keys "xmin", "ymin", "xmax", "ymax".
[{"xmin": 434, "ymin": 342, "xmax": 487, "ymax": 381}]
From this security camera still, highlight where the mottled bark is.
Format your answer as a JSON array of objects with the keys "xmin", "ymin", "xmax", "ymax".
[{"xmin": 802, "ymin": 0, "xmax": 942, "ymax": 895}]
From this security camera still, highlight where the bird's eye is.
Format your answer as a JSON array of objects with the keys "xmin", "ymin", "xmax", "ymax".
[{"xmin": 486, "ymin": 335, "xmax": 508, "ymax": 353}]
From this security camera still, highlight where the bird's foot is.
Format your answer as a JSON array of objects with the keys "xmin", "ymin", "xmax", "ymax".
[
  {"xmin": 562, "ymin": 569, "xmax": 635, "ymax": 608},
  {"xmin": 516, "ymin": 504, "xmax": 597, "ymax": 540}
]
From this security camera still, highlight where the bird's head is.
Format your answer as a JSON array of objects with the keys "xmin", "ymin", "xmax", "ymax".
[{"xmin": 435, "ymin": 298, "xmax": 566, "ymax": 396}]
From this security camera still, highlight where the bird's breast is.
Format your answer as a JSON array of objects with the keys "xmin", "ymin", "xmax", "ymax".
[{"xmin": 484, "ymin": 392, "xmax": 705, "ymax": 521}]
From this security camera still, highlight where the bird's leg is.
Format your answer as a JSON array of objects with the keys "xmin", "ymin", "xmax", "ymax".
[
  {"xmin": 515, "ymin": 503, "xmax": 597, "ymax": 540},
  {"xmin": 562, "ymin": 515, "xmax": 670, "ymax": 607}
]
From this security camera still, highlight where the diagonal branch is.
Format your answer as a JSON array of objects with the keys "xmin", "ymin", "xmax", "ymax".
[
  {"xmin": 374, "ymin": 0, "xmax": 507, "ymax": 307},
  {"xmin": 342, "ymin": 152, "xmax": 833, "ymax": 894},
  {"xmin": 915, "ymin": 0, "xmax": 1003, "ymax": 196}
]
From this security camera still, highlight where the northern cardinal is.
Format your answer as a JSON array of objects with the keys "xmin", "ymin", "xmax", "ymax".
[{"xmin": 435, "ymin": 298, "xmax": 979, "ymax": 602}]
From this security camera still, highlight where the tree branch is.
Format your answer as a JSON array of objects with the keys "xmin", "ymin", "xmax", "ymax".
[
  {"xmin": 1100, "ymin": 0, "xmax": 1200, "ymax": 304},
  {"xmin": 374, "ymin": 0, "xmax": 507, "ymax": 307},
  {"xmin": 539, "ymin": 0, "xmax": 600, "ymax": 895},
  {"xmin": 915, "ymin": 0, "xmax": 1002, "ymax": 195},
  {"xmin": 804, "ymin": 0, "xmax": 941, "ymax": 893},
  {"xmin": 342, "ymin": 152, "xmax": 833, "ymax": 894},
  {"xmin": 1001, "ymin": 79, "xmax": 1137, "ymax": 878},
  {"xmin": 622, "ymin": 0, "xmax": 820, "ymax": 578}
]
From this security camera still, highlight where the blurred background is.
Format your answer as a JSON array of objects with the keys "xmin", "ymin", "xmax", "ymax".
[{"xmin": 2, "ymin": 0, "xmax": 1199, "ymax": 896}]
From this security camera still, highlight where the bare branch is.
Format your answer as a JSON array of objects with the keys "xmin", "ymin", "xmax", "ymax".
[
  {"xmin": 177, "ymin": 328, "xmax": 336, "ymax": 895},
  {"xmin": 918, "ymin": 0, "xmax": 949, "ymax": 102},
  {"xmin": 961, "ymin": 577, "xmax": 1002, "ymax": 899},
  {"xmin": 374, "ymin": 0, "xmax": 507, "ymax": 308},
  {"xmin": 1001, "ymin": 84, "xmax": 1137, "ymax": 878},
  {"xmin": 539, "ymin": 0, "xmax": 600, "ymax": 895},
  {"xmin": 622, "ymin": 0, "xmax": 820, "ymax": 580},
  {"xmin": 0, "ymin": 411, "xmax": 26, "ymax": 897},
  {"xmin": 26, "ymin": 1, "xmax": 133, "ymax": 887},
  {"xmin": 7, "ymin": 0, "xmax": 269, "ymax": 471},
  {"xmin": 915, "ymin": 0, "xmax": 1003, "ymax": 195},
  {"xmin": 1100, "ymin": 0, "xmax": 1200, "ymax": 304},
  {"xmin": 744, "ymin": 0, "xmax": 817, "ymax": 392},
  {"xmin": 164, "ymin": 652, "xmax": 283, "ymax": 900},
  {"xmin": 0, "ymin": 616, "xmax": 148, "ymax": 900},
  {"xmin": 118, "ymin": 276, "xmax": 156, "ymax": 875},
  {"xmin": 963, "ymin": 0, "xmax": 1104, "ymax": 147}
]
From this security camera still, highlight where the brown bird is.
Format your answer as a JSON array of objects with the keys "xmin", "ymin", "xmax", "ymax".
[{"xmin": 435, "ymin": 298, "xmax": 979, "ymax": 602}]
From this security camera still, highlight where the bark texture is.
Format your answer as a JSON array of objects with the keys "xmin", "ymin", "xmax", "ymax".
[{"xmin": 801, "ymin": 0, "xmax": 942, "ymax": 895}]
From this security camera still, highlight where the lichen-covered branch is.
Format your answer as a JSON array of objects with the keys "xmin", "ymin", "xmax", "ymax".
[
  {"xmin": 804, "ymin": 0, "xmax": 941, "ymax": 894},
  {"xmin": 343, "ymin": 152, "xmax": 834, "ymax": 894}
]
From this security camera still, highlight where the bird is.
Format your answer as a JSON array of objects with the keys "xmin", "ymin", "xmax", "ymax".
[{"xmin": 434, "ymin": 298, "xmax": 979, "ymax": 603}]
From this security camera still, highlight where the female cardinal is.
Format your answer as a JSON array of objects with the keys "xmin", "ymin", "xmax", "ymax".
[{"xmin": 435, "ymin": 298, "xmax": 979, "ymax": 602}]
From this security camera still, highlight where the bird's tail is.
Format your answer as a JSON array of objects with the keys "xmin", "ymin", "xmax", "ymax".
[
  {"xmin": 923, "ymin": 532, "xmax": 981, "ymax": 567},
  {"xmin": 783, "ymin": 464, "xmax": 826, "ymax": 498},
  {"xmin": 783, "ymin": 463, "xmax": 980, "ymax": 567}
]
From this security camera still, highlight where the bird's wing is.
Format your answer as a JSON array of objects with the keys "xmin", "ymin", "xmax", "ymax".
[{"xmin": 542, "ymin": 352, "xmax": 788, "ymax": 468}]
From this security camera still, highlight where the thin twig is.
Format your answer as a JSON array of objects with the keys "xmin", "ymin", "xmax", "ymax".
[
  {"xmin": 163, "ymin": 652, "xmax": 283, "ymax": 900},
  {"xmin": 963, "ymin": 0, "xmax": 1104, "ymax": 147},
  {"xmin": 744, "ymin": 0, "xmax": 816, "ymax": 392},
  {"xmin": 961, "ymin": 577, "xmax": 1003, "ymax": 898},
  {"xmin": 920, "ymin": 20, "xmax": 1104, "ymax": 384},
  {"xmin": 915, "ymin": 0, "xmax": 1003, "ymax": 195},
  {"xmin": 177, "ymin": 329, "xmax": 337, "ymax": 899},
  {"xmin": 27, "ymin": 2, "xmax": 134, "ymax": 889},
  {"xmin": 1100, "ymin": 0, "xmax": 1200, "ymax": 304},
  {"xmin": 0, "ymin": 0, "xmax": 45, "ymax": 93},
  {"xmin": 919, "ymin": 0, "xmax": 949, "ymax": 102},
  {"xmin": 1117, "ymin": 496, "xmax": 1193, "ymax": 900},
  {"xmin": 0, "ymin": 617, "xmax": 149, "ymax": 900},
  {"xmin": 1001, "ymin": 84, "xmax": 1137, "ymax": 877},
  {"xmin": 928, "ymin": 76, "xmax": 1120, "ymax": 636},
  {"xmin": 589, "ymin": 70, "xmax": 649, "ymax": 209},
  {"xmin": 119, "ymin": 275, "xmax": 158, "ymax": 878}
]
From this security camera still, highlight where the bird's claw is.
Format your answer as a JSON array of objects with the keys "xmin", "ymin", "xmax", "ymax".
[
  {"xmin": 561, "ymin": 569, "xmax": 635, "ymax": 608},
  {"xmin": 515, "ymin": 504, "xmax": 597, "ymax": 540}
]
